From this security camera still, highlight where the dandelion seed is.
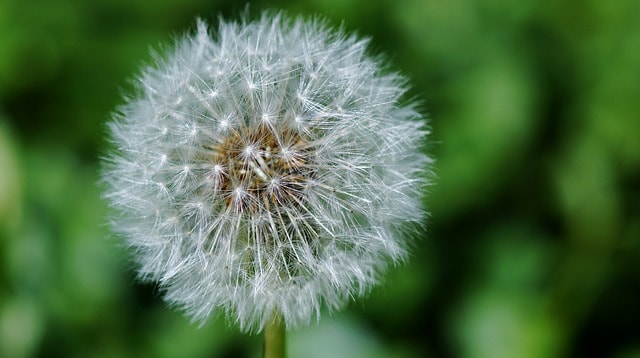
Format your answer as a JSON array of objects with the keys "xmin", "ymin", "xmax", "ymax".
[{"xmin": 102, "ymin": 12, "xmax": 430, "ymax": 333}]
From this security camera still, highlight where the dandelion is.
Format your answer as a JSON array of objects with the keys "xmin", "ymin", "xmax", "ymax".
[{"xmin": 102, "ymin": 12, "xmax": 430, "ymax": 352}]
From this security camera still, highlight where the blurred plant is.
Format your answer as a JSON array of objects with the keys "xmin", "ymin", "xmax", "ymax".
[{"xmin": 101, "ymin": 12, "xmax": 429, "ymax": 357}]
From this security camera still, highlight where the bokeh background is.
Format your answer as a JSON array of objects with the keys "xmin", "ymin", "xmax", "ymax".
[{"xmin": 1, "ymin": 0, "xmax": 639, "ymax": 357}]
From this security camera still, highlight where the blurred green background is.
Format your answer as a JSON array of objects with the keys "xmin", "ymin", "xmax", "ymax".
[{"xmin": 1, "ymin": 0, "xmax": 639, "ymax": 357}]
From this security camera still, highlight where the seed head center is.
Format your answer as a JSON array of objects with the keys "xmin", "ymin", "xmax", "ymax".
[{"xmin": 209, "ymin": 124, "xmax": 312, "ymax": 212}]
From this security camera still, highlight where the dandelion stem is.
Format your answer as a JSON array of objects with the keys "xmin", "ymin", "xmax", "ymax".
[{"xmin": 263, "ymin": 310, "xmax": 286, "ymax": 358}]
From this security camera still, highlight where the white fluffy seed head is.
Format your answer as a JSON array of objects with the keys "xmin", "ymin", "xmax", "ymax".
[{"xmin": 102, "ymin": 13, "xmax": 431, "ymax": 332}]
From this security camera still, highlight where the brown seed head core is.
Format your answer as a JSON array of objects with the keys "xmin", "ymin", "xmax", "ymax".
[{"xmin": 206, "ymin": 123, "xmax": 314, "ymax": 213}]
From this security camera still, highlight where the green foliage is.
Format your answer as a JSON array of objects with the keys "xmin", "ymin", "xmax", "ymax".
[{"xmin": 1, "ymin": 0, "xmax": 638, "ymax": 357}]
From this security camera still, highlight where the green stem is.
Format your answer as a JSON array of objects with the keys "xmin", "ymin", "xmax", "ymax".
[{"xmin": 263, "ymin": 310, "xmax": 286, "ymax": 358}]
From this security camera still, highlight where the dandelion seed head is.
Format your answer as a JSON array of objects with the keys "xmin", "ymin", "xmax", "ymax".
[{"xmin": 102, "ymin": 12, "xmax": 430, "ymax": 332}]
